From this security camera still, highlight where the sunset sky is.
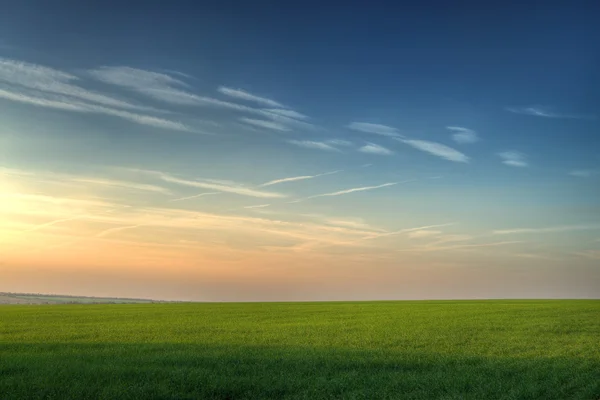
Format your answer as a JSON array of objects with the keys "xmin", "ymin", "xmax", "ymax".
[{"xmin": 1, "ymin": 2, "xmax": 599, "ymax": 301}]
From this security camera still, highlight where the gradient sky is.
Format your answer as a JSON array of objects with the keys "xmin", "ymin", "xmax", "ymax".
[{"xmin": 1, "ymin": 1, "xmax": 599, "ymax": 301}]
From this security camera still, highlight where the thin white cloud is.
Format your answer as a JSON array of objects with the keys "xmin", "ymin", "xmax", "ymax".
[
  {"xmin": 569, "ymin": 169, "xmax": 598, "ymax": 178},
  {"xmin": 0, "ymin": 58, "xmax": 150, "ymax": 111},
  {"xmin": 426, "ymin": 234, "xmax": 473, "ymax": 246},
  {"xmin": 399, "ymin": 139, "xmax": 469, "ymax": 163},
  {"xmin": 168, "ymin": 192, "xmax": 221, "ymax": 202},
  {"xmin": 347, "ymin": 122, "xmax": 401, "ymax": 137},
  {"xmin": 506, "ymin": 106, "xmax": 594, "ymax": 119},
  {"xmin": 361, "ymin": 223, "xmax": 454, "ymax": 241},
  {"xmin": 264, "ymin": 109, "xmax": 308, "ymax": 120},
  {"xmin": 240, "ymin": 117, "xmax": 290, "ymax": 132},
  {"xmin": 323, "ymin": 218, "xmax": 386, "ymax": 233},
  {"xmin": 326, "ymin": 139, "xmax": 353, "ymax": 147},
  {"xmin": 90, "ymin": 66, "xmax": 317, "ymax": 131},
  {"xmin": 498, "ymin": 151, "xmax": 528, "ymax": 167},
  {"xmin": 291, "ymin": 182, "xmax": 398, "ymax": 203},
  {"xmin": 90, "ymin": 66, "xmax": 250, "ymax": 111},
  {"xmin": 70, "ymin": 177, "xmax": 172, "ymax": 195},
  {"xmin": 218, "ymin": 86, "xmax": 283, "ymax": 108},
  {"xmin": 259, "ymin": 170, "xmax": 340, "ymax": 187},
  {"xmin": 493, "ymin": 224, "xmax": 600, "ymax": 235},
  {"xmin": 95, "ymin": 224, "xmax": 143, "ymax": 238},
  {"xmin": 243, "ymin": 204, "xmax": 271, "ymax": 209},
  {"xmin": 89, "ymin": 66, "xmax": 190, "ymax": 91},
  {"xmin": 407, "ymin": 229, "xmax": 442, "ymax": 239},
  {"xmin": 0, "ymin": 87, "xmax": 194, "ymax": 132},
  {"xmin": 24, "ymin": 217, "xmax": 81, "ymax": 232},
  {"xmin": 288, "ymin": 140, "xmax": 340, "ymax": 152},
  {"xmin": 405, "ymin": 240, "xmax": 523, "ymax": 253},
  {"xmin": 358, "ymin": 143, "xmax": 394, "ymax": 155},
  {"xmin": 260, "ymin": 111, "xmax": 318, "ymax": 131},
  {"xmin": 0, "ymin": 59, "xmax": 195, "ymax": 132},
  {"xmin": 447, "ymin": 126, "xmax": 479, "ymax": 144},
  {"xmin": 149, "ymin": 171, "xmax": 287, "ymax": 198}
]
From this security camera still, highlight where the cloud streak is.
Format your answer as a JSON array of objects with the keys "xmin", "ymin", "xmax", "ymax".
[
  {"xmin": 168, "ymin": 192, "xmax": 221, "ymax": 202},
  {"xmin": 263, "ymin": 109, "xmax": 308, "ymax": 120},
  {"xmin": 0, "ymin": 59, "xmax": 196, "ymax": 132},
  {"xmin": 95, "ymin": 224, "xmax": 143, "ymax": 238},
  {"xmin": 240, "ymin": 117, "xmax": 290, "ymax": 131},
  {"xmin": 288, "ymin": 140, "xmax": 341, "ymax": 152},
  {"xmin": 506, "ymin": 106, "xmax": 594, "ymax": 120},
  {"xmin": 291, "ymin": 182, "xmax": 399, "ymax": 203},
  {"xmin": 498, "ymin": 151, "xmax": 528, "ymax": 167},
  {"xmin": 569, "ymin": 169, "xmax": 598, "ymax": 178},
  {"xmin": 447, "ymin": 126, "xmax": 479, "ymax": 144},
  {"xmin": 243, "ymin": 204, "xmax": 271, "ymax": 209},
  {"xmin": 348, "ymin": 122, "xmax": 401, "ymax": 137},
  {"xmin": 155, "ymin": 172, "xmax": 287, "ymax": 198},
  {"xmin": 260, "ymin": 170, "xmax": 341, "ymax": 187},
  {"xmin": 361, "ymin": 223, "xmax": 454, "ymax": 241},
  {"xmin": 90, "ymin": 66, "xmax": 317, "ymax": 131},
  {"xmin": 398, "ymin": 139, "xmax": 469, "ymax": 163},
  {"xmin": 493, "ymin": 224, "xmax": 600, "ymax": 235},
  {"xmin": 358, "ymin": 143, "xmax": 394, "ymax": 155},
  {"xmin": 407, "ymin": 229, "xmax": 442, "ymax": 239},
  {"xmin": 218, "ymin": 86, "xmax": 283, "ymax": 108}
]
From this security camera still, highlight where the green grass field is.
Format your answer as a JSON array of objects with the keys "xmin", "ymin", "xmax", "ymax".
[{"xmin": 1, "ymin": 300, "xmax": 599, "ymax": 399}]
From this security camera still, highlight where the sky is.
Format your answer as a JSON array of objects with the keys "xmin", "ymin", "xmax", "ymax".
[{"xmin": 0, "ymin": 1, "xmax": 599, "ymax": 301}]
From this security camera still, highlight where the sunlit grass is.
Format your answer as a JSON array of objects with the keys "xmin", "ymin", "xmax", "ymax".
[{"xmin": 1, "ymin": 300, "xmax": 599, "ymax": 399}]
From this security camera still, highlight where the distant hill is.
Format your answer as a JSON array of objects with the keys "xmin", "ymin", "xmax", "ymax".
[{"xmin": 0, "ymin": 292, "xmax": 167, "ymax": 305}]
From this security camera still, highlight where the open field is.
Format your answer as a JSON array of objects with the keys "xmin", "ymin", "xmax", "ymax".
[{"xmin": 1, "ymin": 300, "xmax": 599, "ymax": 399}]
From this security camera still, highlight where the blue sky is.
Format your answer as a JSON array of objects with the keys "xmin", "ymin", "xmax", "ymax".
[{"xmin": 0, "ymin": 1, "xmax": 599, "ymax": 301}]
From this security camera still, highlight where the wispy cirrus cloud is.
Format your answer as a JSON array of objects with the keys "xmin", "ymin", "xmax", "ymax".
[
  {"xmin": 259, "ymin": 170, "xmax": 341, "ymax": 187},
  {"xmin": 493, "ymin": 224, "xmax": 600, "ymax": 235},
  {"xmin": 243, "ymin": 204, "xmax": 271, "ymax": 209},
  {"xmin": 90, "ymin": 66, "xmax": 317, "ymax": 131},
  {"xmin": 288, "ymin": 140, "xmax": 341, "ymax": 152},
  {"xmin": 402, "ymin": 240, "xmax": 523, "ymax": 253},
  {"xmin": 91, "ymin": 66, "xmax": 237, "ymax": 109},
  {"xmin": 358, "ymin": 143, "xmax": 394, "ymax": 155},
  {"xmin": 347, "ymin": 122, "xmax": 401, "ymax": 137},
  {"xmin": 168, "ymin": 169, "xmax": 341, "ymax": 201},
  {"xmin": 407, "ymin": 229, "xmax": 442, "ymax": 239},
  {"xmin": 569, "ymin": 169, "xmax": 599, "ymax": 178},
  {"xmin": 95, "ymin": 224, "xmax": 143, "ymax": 238},
  {"xmin": 326, "ymin": 139, "xmax": 353, "ymax": 147},
  {"xmin": 89, "ymin": 66, "xmax": 190, "ymax": 92},
  {"xmin": 447, "ymin": 126, "xmax": 479, "ymax": 144},
  {"xmin": 323, "ymin": 218, "xmax": 386, "ymax": 233},
  {"xmin": 0, "ymin": 167, "xmax": 172, "ymax": 195},
  {"xmin": 168, "ymin": 192, "xmax": 220, "ymax": 202},
  {"xmin": 1, "ymin": 59, "xmax": 150, "ymax": 111},
  {"xmin": 290, "ymin": 182, "xmax": 398, "ymax": 203},
  {"xmin": 0, "ymin": 59, "xmax": 196, "ymax": 132},
  {"xmin": 498, "ymin": 151, "xmax": 528, "ymax": 167},
  {"xmin": 361, "ymin": 223, "xmax": 454, "ymax": 241},
  {"xmin": 398, "ymin": 139, "xmax": 469, "ymax": 163},
  {"xmin": 23, "ymin": 217, "xmax": 82, "ymax": 232},
  {"xmin": 154, "ymin": 172, "xmax": 287, "ymax": 199},
  {"xmin": 69, "ymin": 177, "xmax": 172, "ymax": 195},
  {"xmin": 263, "ymin": 109, "xmax": 308, "ymax": 120},
  {"xmin": 240, "ymin": 117, "xmax": 290, "ymax": 132},
  {"xmin": 218, "ymin": 86, "xmax": 283, "ymax": 108},
  {"xmin": 506, "ymin": 105, "xmax": 594, "ymax": 119}
]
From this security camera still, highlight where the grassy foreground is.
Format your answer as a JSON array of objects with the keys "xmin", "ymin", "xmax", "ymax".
[{"xmin": 1, "ymin": 300, "xmax": 599, "ymax": 399}]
